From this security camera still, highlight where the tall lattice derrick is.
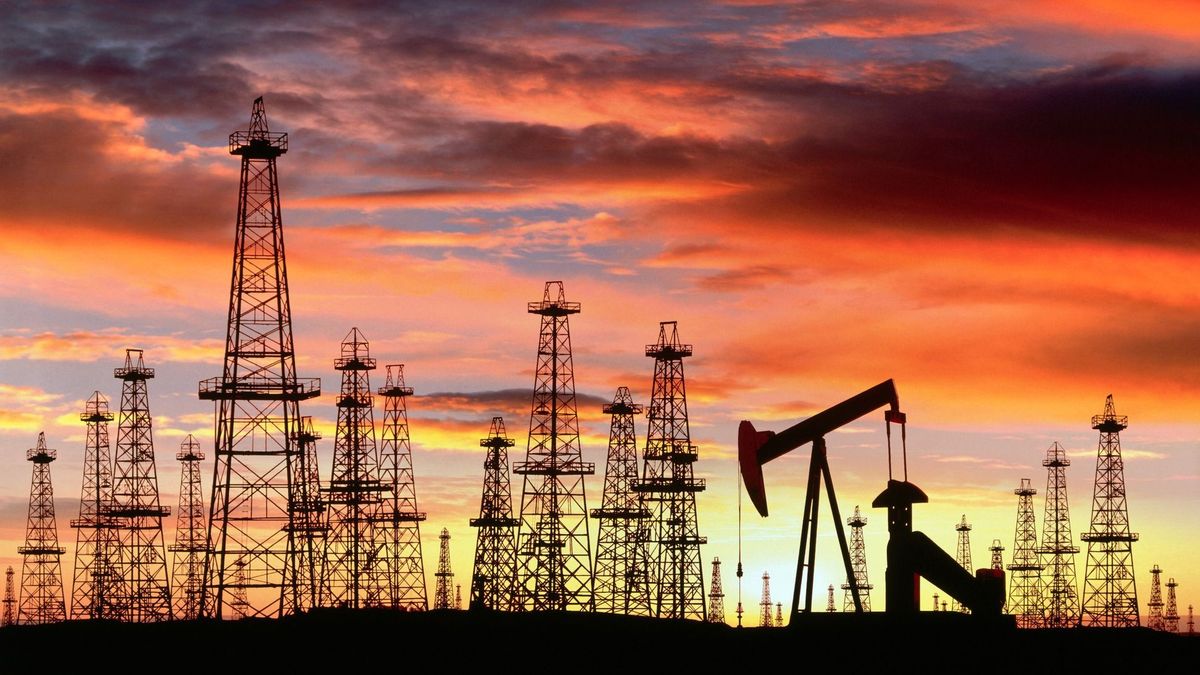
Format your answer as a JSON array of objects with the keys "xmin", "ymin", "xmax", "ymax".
[
  {"xmin": 826, "ymin": 586, "xmax": 835, "ymax": 613},
  {"xmin": 1008, "ymin": 478, "xmax": 1044, "ymax": 628},
  {"xmin": 286, "ymin": 415, "xmax": 328, "ymax": 609},
  {"xmin": 1080, "ymin": 395, "xmax": 1140, "ymax": 627},
  {"xmin": 635, "ymin": 321, "xmax": 706, "ymax": 619},
  {"xmin": 455, "ymin": 585, "xmax": 462, "ymax": 610},
  {"xmin": 842, "ymin": 506, "xmax": 873, "ymax": 612},
  {"xmin": 18, "ymin": 433, "xmax": 67, "ymax": 625},
  {"xmin": 70, "ymin": 391, "xmax": 122, "ymax": 620},
  {"xmin": 230, "ymin": 557, "xmax": 249, "ymax": 619},
  {"xmin": 1164, "ymin": 578, "xmax": 1179, "ymax": 633},
  {"xmin": 1037, "ymin": 441, "xmax": 1079, "ymax": 627},
  {"xmin": 434, "ymin": 528, "xmax": 454, "ymax": 610},
  {"xmin": 170, "ymin": 435, "xmax": 209, "ymax": 620},
  {"xmin": 990, "ymin": 539, "xmax": 1005, "ymax": 570},
  {"xmin": 469, "ymin": 417, "xmax": 519, "ymax": 611},
  {"xmin": 707, "ymin": 557, "xmax": 725, "ymax": 624},
  {"xmin": 323, "ymin": 328, "xmax": 387, "ymax": 609},
  {"xmin": 513, "ymin": 281, "xmax": 595, "ymax": 611},
  {"xmin": 759, "ymin": 572, "xmax": 772, "ymax": 627},
  {"xmin": 591, "ymin": 386, "xmax": 651, "ymax": 616},
  {"xmin": 776, "ymin": 602, "xmax": 783, "ymax": 623},
  {"xmin": 3, "ymin": 567, "xmax": 14, "ymax": 626},
  {"xmin": 1146, "ymin": 565, "xmax": 1164, "ymax": 630},
  {"xmin": 374, "ymin": 364, "xmax": 427, "ymax": 610},
  {"xmin": 200, "ymin": 97, "xmax": 321, "ymax": 619},
  {"xmin": 109, "ymin": 350, "xmax": 172, "ymax": 622},
  {"xmin": 951, "ymin": 515, "xmax": 972, "ymax": 613}
]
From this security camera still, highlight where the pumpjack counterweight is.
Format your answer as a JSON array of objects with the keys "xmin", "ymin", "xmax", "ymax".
[
  {"xmin": 110, "ymin": 350, "xmax": 172, "ymax": 622},
  {"xmin": 170, "ymin": 436, "xmax": 210, "ymax": 620},
  {"xmin": 201, "ymin": 97, "xmax": 321, "ymax": 619},
  {"xmin": 469, "ymin": 417, "xmax": 519, "ymax": 611},
  {"xmin": 70, "ymin": 392, "xmax": 122, "ymax": 620},
  {"xmin": 592, "ymin": 386, "xmax": 652, "ymax": 616},
  {"xmin": 514, "ymin": 281, "xmax": 595, "ymax": 611},
  {"xmin": 1037, "ymin": 441, "xmax": 1079, "ymax": 627},
  {"xmin": 1080, "ymin": 395, "xmax": 1139, "ymax": 627},
  {"xmin": 18, "ymin": 433, "xmax": 67, "ymax": 625}
]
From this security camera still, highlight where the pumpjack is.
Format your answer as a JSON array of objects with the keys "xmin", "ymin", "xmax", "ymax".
[{"xmin": 739, "ymin": 380, "xmax": 1004, "ymax": 620}]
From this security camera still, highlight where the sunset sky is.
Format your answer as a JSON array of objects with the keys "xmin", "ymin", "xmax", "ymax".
[{"xmin": 1, "ymin": 1, "xmax": 1197, "ymax": 622}]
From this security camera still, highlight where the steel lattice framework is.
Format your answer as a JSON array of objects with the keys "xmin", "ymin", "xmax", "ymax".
[
  {"xmin": 434, "ymin": 528, "xmax": 454, "ymax": 610},
  {"xmin": 323, "ymin": 328, "xmax": 387, "ymax": 608},
  {"xmin": 286, "ymin": 415, "xmax": 328, "ymax": 610},
  {"xmin": 230, "ymin": 557, "xmax": 250, "ymax": 619},
  {"xmin": 110, "ymin": 350, "xmax": 172, "ymax": 622},
  {"xmin": 513, "ymin": 281, "xmax": 595, "ymax": 611},
  {"xmin": 170, "ymin": 436, "xmax": 210, "ymax": 619},
  {"xmin": 2, "ymin": 567, "xmax": 14, "ymax": 626},
  {"xmin": 635, "ymin": 321, "xmax": 706, "ymax": 620},
  {"xmin": 826, "ymin": 585, "xmax": 835, "ymax": 612},
  {"xmin": 591, "ymin": 386, "xmax": 651, "ymax": 616},
  {"xmin": 1080, "ymin": 395, "xmax": 1140, "ymax": 627},
  {"xmin": 469, "ymin": 417, "xmax": 519, "ymax": 611},
  {"xmin": 990, "ymin": 539, "xmax": 1005, "ymax": 570},
  {"xmin": 707, "ymin": 557, "xmax": 725, "ymax": 624},
  {"xmin": 200, "ymin": 97, "xmax": 321, "ymax": 619},
  {"xmin": 70, "ymin": 392, "xmax": 122, "ymax": 620},
  {"xmin": 18, "ymin": 433, "xmax": 67, "ymax": 625},
  {"xmin": 1007, "ymin": 478, "xmax": 1044, "ymax": 628},
  {"xmin": 1146, "ymin": 565, "xmax": 1164, "ymax": 630},
  {"xmin": 759, "ymin": 572, "xmax": 772, "ymax": 627},
  {"xmin": 1164, "ymin": 578, "xmax": 1179, "ymax": 632},
  {"xmin": 841, "ymin": 506, "xmax": 873, "ymax": 612},
  {"xmin": 374, "ymin": 364, "xmax": 428, "ymax": 610},
  {"xmin": 1037, "ymin": 441, "xmax": 1079, "ymax": 627},
  {"xmin": 952, "ymin": 515, "xmax": 972, "ymax": 613}
]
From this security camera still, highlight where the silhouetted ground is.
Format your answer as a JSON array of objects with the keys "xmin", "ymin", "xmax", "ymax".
[{"xmin": 1, "ymin": 609, "xmax": 1195, "ymax": 671}]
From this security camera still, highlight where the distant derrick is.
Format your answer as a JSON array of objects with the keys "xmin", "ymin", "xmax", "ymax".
[
  {"xmin": 169, "ymin": 435, "xmax": 209, "ymax": 620},
  {"xmin": 109, "ymin": 349, "xmax": 172, "ymax": 622},
  {"xmin": 323, "ymin": 328, "xmax": 386, "ymax": 608},
  {"xmin": 952, "ymin": 515, "xmax": 972, "ymax": 613},
  {"xmin": 513, "ymin": 281, "xmax": 595, "ymax": 611},
  {"xmin": 230, "ymin": 557, "xmax": 249, "ymax": 619},
  {"xmin": 434, "ymin": 528, "xmax": 454, "ymax": 610},
  {"xmin": 841, "ymin": 506, "xmax": 873, "ymax": 612},
  {"xmin": 707, "ymin": 557, "xmax": 726, "ymax": 624},
  {"xmin": 1164, "ymin": 578, "xmax": 1179, "ymax": 633},
  {"xmin": 375, "ymin": 364, "xmax": 428, "ymax": 610},
  {"xmin": 1146, "ymin": 565, "xmax": 1164, "ymax": 630},
  {"xmin": 990, "ymin": 539, "xmax": 1005, "ymax": 570},
  {"xmin": 826, "ymin": 585, "xmax": 835, "ymax": 613},
  {"xmin": 455, "ymin": 584, "xmax": 462, "ymax": 610},
  {"xmin": 201, "ymin": 97, "xmax": 320, "ymax": 619},
  {"xmin": 70, "ymin": 392, "xmax": 122, "ymax": 620},
  {"xmin": 1007, "ymin": 478, "xmax": 1044, "ymax": 628},
  {"xmin": 1188, "ymin": 604, "xmax": 1194, "ymax": 634},
  {"xmin": 286, "ymin": 415, "xmax": 329, "ymax": 609},
  {"xmin": 1037, "ymin": 441, "xmax": 1079, "ymax": 627},
  {"xmin": 759, "ymin": 572, "xmax": 772, "ymax": 627},
  {"xmin": 469, "ymin": 417, "xmax": 519, "ymax": 611},
  {"xmin": 3, "ymin": 567, "xmax": 14, "ymax": 626},
  {"xmin": 591, "ymin": 386, "xmax": 652, "ymax": 616},
  {"xmin": 18, "ymin": 433, "xmax": 67, "ymax": 625},
  {"xmin": 636, "ymin": 321, "xmax": 706, "ymax": 620},
  {"xmin": 1080, "ymin": 395, "xmax": 1139, "ymax": 627}
]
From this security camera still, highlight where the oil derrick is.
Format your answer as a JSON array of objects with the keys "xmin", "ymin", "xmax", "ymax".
[
  {"xmin": 592, "ymin": 386, "xmax": 651, "ymax": 616},
  {"xmin": 1037, "ymin": 441, "xmax": 1079, "ymax": 627},
  {"xmin": 200, "ymin": 97, "xmax": 321, "ymax": 619},
  {"xmin": 375, "ymin": 365, "xmax": 428, "ymax": 610},
  {"xmin": 759, "ymin": 572, "xmax": 772, "ymax": 627},
  {"xmin": 230, "ymin": 557, "xmax": 249, "ymax": 619},
  {"xmin": 18, "ymin": 433, "xmax": 67, "ymax": 624},
  {"xmin": 841, "ymin": 506, "xmax": 872, "ymax": 612},
  {"xmin": 286, "ymin": 415, "xmax": 328, "ymax": 609},
  {"xmin": 1188, "ymin": 604, "xmax": 1194, "ymax": 634},
  {"xmin": 434, "ymin": 528, "xmax": 453, "ymax": 610},
  {"xmin": 169, "ymin": 435, "xmax": 209, "ymax": 620},
  {"xmin": 513, "ymin": 281, "xmax": 595, "ymax": 611},
  {"xmin": 932, "ymin": 592, "xmax": 940, "ymax": 610},
  {"xmin": 1007, "ymin": 478, "xmax": 1044, "ymax": 628},
  {"xmin": 1164, "ymin": 578, "xmax": 1179, "ymax": 633},
  {"xmin": 70, "ymin": 391, "xmax": 121, "ymax": 620},
  {"xmin": 1080, "ymin": 395, "xmax": 1140, "ymax": 627},
  {"xmin": 636, "ymin": 321, "xmax": 706, "ymax": 619},
  {"xmin": 324, "ymin": 328, "xmax": 386, "ymax": 609},
  {"xmin": 109, "ymin": 349, "xmax": 172, "ymax": 622},
  {"xmin": 951, "ymin": 515, "xmax": 972, "ymax": 613},
  {"xmin": 707, "ymin": 557, "xmax": 725, "ymax": 624},
  {"xmin": 826, "ymin": 585, "xmax": 835, "ymax": 612},
  {"xmin": 455, "ymin": 584, "xmax": 462, "ymax": 610},
  {"xmin": 1146, "ymin": 565, "xmax": 1164, "ymax": 630},
  {"xmin": 3, "ymin": 567, "xmax": 14, "ymax": 626},
  {"xmin": 470, "ymin": 417, "xmax": 519, "ymax": 611},
  {"xmin": 990, "ymin": 539, "xmax": 1005, "ymax": 570},
  {"xmin": 776, "ymin": 602, "xmax": 783, "ymax": 623}
]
